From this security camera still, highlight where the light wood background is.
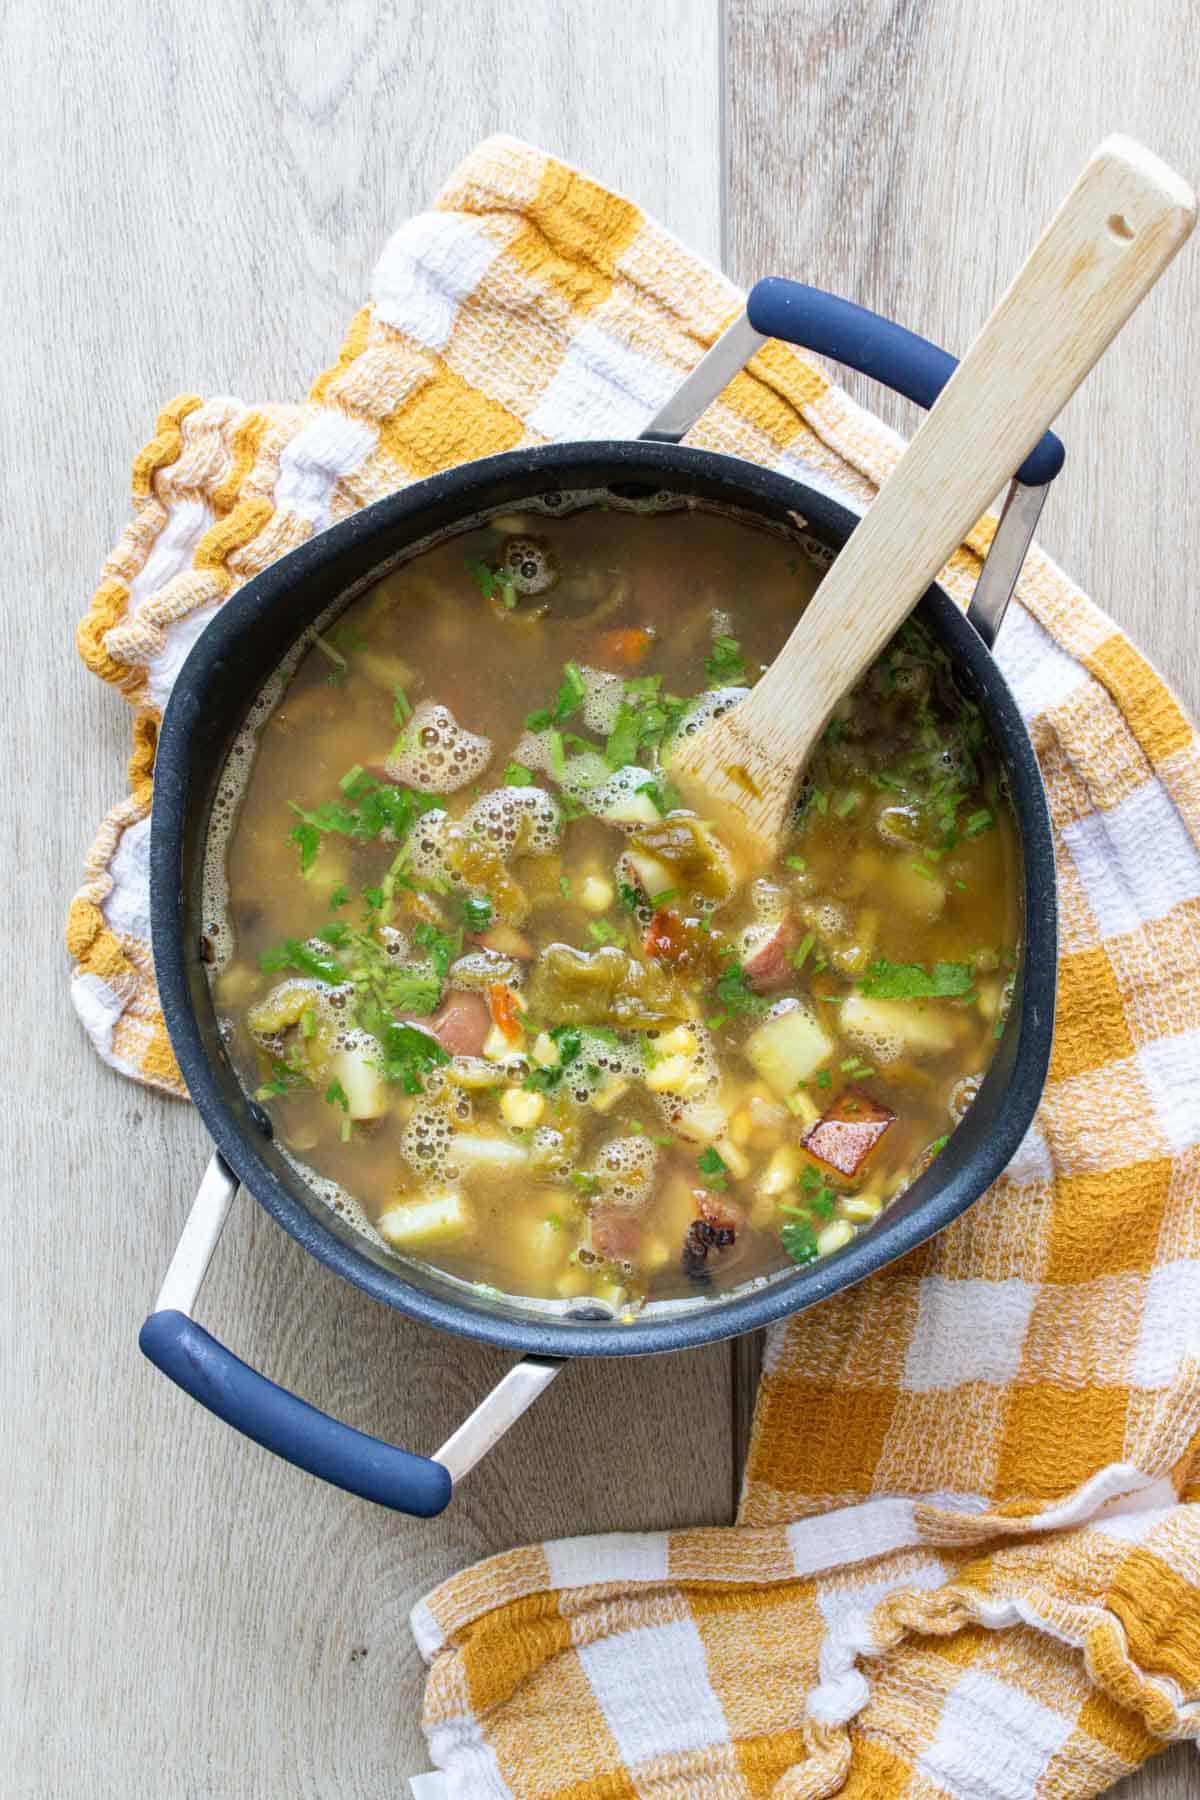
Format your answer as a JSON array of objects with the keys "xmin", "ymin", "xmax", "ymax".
[{"xmin": 1, "ymin": 2, "xmax": 1195, "ymax": 1793}]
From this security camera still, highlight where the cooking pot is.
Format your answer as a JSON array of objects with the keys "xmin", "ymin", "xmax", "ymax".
[{"xmin": 140, "ymin": 279, "xmax": 1059, "ymax": 1515}]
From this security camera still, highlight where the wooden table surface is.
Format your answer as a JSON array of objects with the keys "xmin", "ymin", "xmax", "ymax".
[{"xmin": 3, "ymin": 3, "xmax": 1196, "ymax": 1793}]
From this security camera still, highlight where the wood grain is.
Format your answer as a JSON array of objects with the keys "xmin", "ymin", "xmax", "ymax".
[
  {"xmin": 727, "ymin": 5, "xmax": 1200, "ymax": 1794},
  {"xmin": 0, "ymin": 3, "xmax": 723, "ymax": 1794}
]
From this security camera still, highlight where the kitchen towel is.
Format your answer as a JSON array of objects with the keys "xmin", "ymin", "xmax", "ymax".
[{"xmin": 70, "ymin": 136, "xmax": 1200, "ymax": 1796}]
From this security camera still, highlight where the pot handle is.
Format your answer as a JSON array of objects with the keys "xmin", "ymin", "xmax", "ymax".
[
  {"xmin": 140, "ymin": 1153, "xmax": 562, "ymax": 1515},
  {"xmin": 744, "ymin": 278, "xmax": 1066, "ymax": 488},
  {"xmin": 141, "ymin": 1309, "xmax": 453, "ymax": 1515},
  {"xmin": 640, "ymin": 276, "xmax": 1067, "ymax": 646}
]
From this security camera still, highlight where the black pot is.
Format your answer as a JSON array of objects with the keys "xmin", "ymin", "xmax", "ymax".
[{"xmin": 140, "ymin": 281, "xmax": 1059, "ymax": 1515}]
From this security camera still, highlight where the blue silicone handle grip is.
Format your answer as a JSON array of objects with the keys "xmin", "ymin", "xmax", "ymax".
[
  {"xmin": 746, "ymin": 277, "xmax": 1066, "ymax": 489},
  {"xmin": 140, "ymin": 1310, "xmax": 453, "ymax": 1516}
]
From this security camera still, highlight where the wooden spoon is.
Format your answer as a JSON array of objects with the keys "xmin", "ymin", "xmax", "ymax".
[{"xmin": 669, "ymin": 136, "xmax": 1196, "ymax": 867}]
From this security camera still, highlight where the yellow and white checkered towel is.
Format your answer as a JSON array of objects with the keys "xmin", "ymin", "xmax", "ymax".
[{"xmin": 69, "ymin": 137, "xmax": 1200, "ymax": 1797}]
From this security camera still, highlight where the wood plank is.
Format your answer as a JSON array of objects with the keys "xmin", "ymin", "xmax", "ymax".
[
  {"xmin": 726, "ymin": 3, "xmax": 1199, "ymax": 1793},
  {"xmin": 0, "ymin": 3, "xmax": 723, "ymax": 1792}
]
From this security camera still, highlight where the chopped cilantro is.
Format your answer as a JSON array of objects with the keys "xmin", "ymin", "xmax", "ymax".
[
  {"xmin": 545, "ymin": 1213, "xmax": 564, "ymax": 1232},
  {"xmin": 463, "ymin": 896, "xmax": 493, "ymax": 932},
  {"xmin": 586, "ymin": 920, "xmax": 623, "ymax": 946},
  {"xmin": 324, "ymin": 1077, "xmax": 349, "ymax": 1111},
  {"xmin": 258, "ymin": 938, "xmax": 344, "ymax": 984},
  {"xmin": 788, "ymin": 931, "xmax": 816, "ymax": 972},
  {"xmin": 910, "ymin": 859, "xmax": 938, "ymax": 881},
  {"xmin": 300, "ymin": 1007, "xmax": 316, "ymax": 1039},
  {"xmin": 617, "ymin": 881, "xmax": 641, "ymax": 913},
  {"xmin": 503, "ymin": 761, "xmax": 536, "ymax": 786},
  {"xmin": 524, "ymin": 1026, "xmax": 584, "ymax": 1095},
  {"xmin": 714, "ymin": 956, "xmax": 769, "ymax": 1016},
  {"xmin": 604, "ymin": 703, "xmax": 641, "ymax": 770},
  {"xmin": 785, "ymin": 855, "xmax": 806, "ymax": 871},
  {"xmin": 361, "ymin": 885, "xmax": 384, "ymax": 912},
  {"xmin": 559, "ymin": 874, "xmax": 572, "ymax": 899},
  {"xmin": 465, "ymin": 554, "xmax": 517, "ymax": 608},
  {"xmin": 964, "ymin": 808, "xmax": 995, "ymax": 837},
  {"xmin": 375, "ymin": 1019, "xmax": 450, "ymax": 1092},
  {"xmin": 781, "ymin": 1219, "xmax": 819, "ymax": 1265},
  {"xmin": 815, "ymin": 1068, "xmax": 833, "ymax": 1089},
  {"xmin": 704, "ymin": 632, "xmax": 747, "ymax": 686},
  {"xmin": 706, "ymin": 1013, "xmax": 728, "ymax": 1029},
  {"xmin": 648, "ymin": 887, "xmax": 680, "ymax": 906},
  {"xmin": 928, "ymin": 1134, "xmax": 950, "ymax": 1156},
  {"xmin": 315, "ymin": 922, "xmax": 350, "ymax": 948},
  {"xmin": 698, "ymin": 1146, "xmax": 729, "ymax": 1188},
  {"xmin": 288, "ymin": 820, "xmax": 321, "ymax": 874},
  {"xmin": 254, "ymin": 1058, "xmax": 306, "ymax": 1101},
  {"xmin": 570, "ymin": 1169, "xmax": 600, "ymax": 1197},
  {"xmin": 329, "ymin": 883, "xmax": 349, "ymax": 910},
  {"xmin": 859, "ymin": 959, "xmax": 974, "ymax": 1000},
  {"xmin": 553, "ymin": 661, "xmax": 587, "ymax": 723},
  {"xmin": 832, "ymin": 790, "xmax": 859, "ymax": 818}
]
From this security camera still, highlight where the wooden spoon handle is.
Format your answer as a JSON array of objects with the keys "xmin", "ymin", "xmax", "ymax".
[{"xmin": 738, "ymin": 135, "xmax": 1195, "ymax": 762}]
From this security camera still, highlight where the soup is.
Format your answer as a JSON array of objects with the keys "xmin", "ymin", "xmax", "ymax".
[{"xmin": 206, "ymin": 503, "xmax": 1019, "ymax": 1315}]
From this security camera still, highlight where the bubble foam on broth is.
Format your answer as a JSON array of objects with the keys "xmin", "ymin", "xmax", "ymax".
[{"xmin": 385, "ymin": 700, "xmax": 492, "ymax": 793}]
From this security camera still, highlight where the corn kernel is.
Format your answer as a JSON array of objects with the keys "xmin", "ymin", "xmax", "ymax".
[
  {"xmin": 817, "ymin": 1218, "xmax": 855, "ymax": 1256},
  {"xmin": 579, "ymin": 874, "xmax": 615, "ymax": 913},
  {"xmin": 728, "ymin": 1108, "xmax": 753, "ymax": 1147},
  {"xmin": 500, "ymin": 1088, "xmax": 544, "ymax": 1129},
  {"xmin": 531, "ymin": 1031, "xmax": 560, "ymax": 1068},
  {"xmin": 655, "ymin": 1025, "xmax": 696, "ymax": 1058}
]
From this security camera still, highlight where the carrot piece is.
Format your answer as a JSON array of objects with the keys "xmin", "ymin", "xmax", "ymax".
[
  {"xmin": 487, "ymin": 982, "xmax": 523, "ymax": 1042},
  {"xmin": 596, "ymin": 627, "xmax": 653, "ymax": 667}
]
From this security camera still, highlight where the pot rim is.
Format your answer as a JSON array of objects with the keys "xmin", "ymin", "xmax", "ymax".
[{"xmin": 150, "ymin": 439, "xmax": 1057, "ymax": 1358}]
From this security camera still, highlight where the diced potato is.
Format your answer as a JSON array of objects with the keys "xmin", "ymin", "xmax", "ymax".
[
  {"xmin": 841, "ymin": 993, "xmax": 956, "ymax": 1057},
  {"xmin": 448, "ymin": 1133, "xmax": 529, "ymax": 1178},
  {"xmin": 655, "ymin": 1025, "xmax": 697, "ymax": 1058},
  {"xmin": 843, "ymin": 1191, "xmax": 884, "ymax": 1222},
  {"xmin": 715, "ymin": 1136, "xmax": 750, "ymax": 1180},
  {"xmin": 355, "ymin": 646, "xmax": 416, "ymax": 693},
  {"xmin": 601, "ymin": 781, "xmax": 663, "ymax": 828},
  {"xmin": 886, "ymin": 860, "xmax": 946, "ymax": 922},
  {"xmin": 624, "ymin": 847, "xmax": 675, "ymax": 896},
  {"xmin": 591, "ymin": 1074, "xmax": 630, "ymax": 1113},
  {"xmin": 759, "ymin": 1145, "xmax": 801, "ymax": 1198},
  {"xmin": 378, "ymin": 1190, "xmax": 470, "ymax": 1247},
  {"xmin": 330, "ymin": 1044, "xmax": 387, "ymax": 1122},
  {"xmin": 644, "ymin": 1054, "xmax": 689, "ymax": 1093},
  {"xmin": 500, "ymin": 1088, "xmax": 545, "ymax": 1129},
  {"xmin": 817, "ymin": 1218, "xmax": 855, "ymax": 1256},
  {"xmin": 579, "ymin": 874, "xmax": 615, "ymax": 912},
  {"xmin": 745, "ymin": 1005, "xmax": 835, "ymax": 1098},
  {"xmin": 516, "ymin": 1212, "xmax": 571, "ymax": 1276},
  {"xmin": 531, "ymin": 1031, "xmax": 560, "ymax": 1068},
  {"xmin": 673, "ymin": 1098, "xmax": 727, "ymax": 1143}
]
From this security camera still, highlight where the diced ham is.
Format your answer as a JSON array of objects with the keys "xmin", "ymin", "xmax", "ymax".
[
  {"xmin": 802, "ymin": 1088, "xmax": 895, "ymax": 1178},
  {"xmin": 589, "ymin": 1209, "xmax": 643, "ymax": 1260},
  {"xmin": 743, "ymin": 916, "xmax": 805, "ymax": 993},
  {"xmin": 401, "ymin": 990, "xmax": 491, "ymax": 1058},
  {"xmin": 696, "ymin": 1192, "xmax": 743, "ymax": 1238}
]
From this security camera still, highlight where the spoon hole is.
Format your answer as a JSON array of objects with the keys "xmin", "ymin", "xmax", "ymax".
[{"xmin": 1107, "ymin": 212, "xmax": 1135, "ymax": 242}]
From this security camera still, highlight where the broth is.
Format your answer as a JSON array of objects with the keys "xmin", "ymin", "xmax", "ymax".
[{"xmin": 207, "ymin": 503, "xmax": 1019, "ymax": 1316}]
